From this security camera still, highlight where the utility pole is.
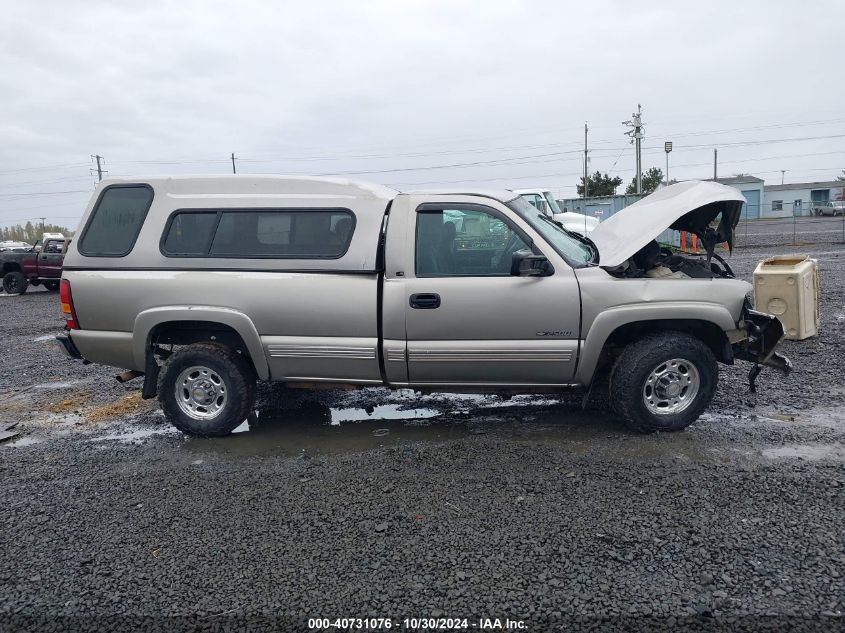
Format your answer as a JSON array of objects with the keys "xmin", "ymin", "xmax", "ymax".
[
  {"xmin": 39, "ymin": 217, "xmax": 46, "ymax": 237},
  {"xmin": 231, "ymin": 153, "xmax": 237, "ymax": 174},
  {"xmin": 583, "ymin": 123, "xmax": 589, "ymax": 200},
  {"xmin": 91, "ymin": 155, "xmax": 106, "ymax": 181},
  {"xmin": 583, "ymin": 122, "xmax": 589, "ymax": 234},
  {"xmin": 780, "ymin": 170, "xmax": 786, "ymax": 185},
  {"xmin": 623, "ymin": 105, "xmax": 644, "ymax": 194},
  {"xmin": 713, "ymin": 148, "xmax": 718, "ymax": 180}
]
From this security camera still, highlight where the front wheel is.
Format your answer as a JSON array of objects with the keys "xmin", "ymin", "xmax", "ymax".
[
  {"xmin": 158, "ymin": 343, "xmax": 256, "ymax": 437},
  {"xmin": 609, "ymin": 332, "xmax": 718, "ymax": 433},
  {"xmin": 2, "ymin": 272, "xmax": 28, "ymax": 295}
]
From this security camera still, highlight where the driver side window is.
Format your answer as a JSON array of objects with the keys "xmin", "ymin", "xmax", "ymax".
[{"xmin": 415, "ymin": 207, "xmax": 529, "ymax": 277}]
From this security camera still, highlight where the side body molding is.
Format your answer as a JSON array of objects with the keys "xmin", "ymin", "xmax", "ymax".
[
  {"xmin": 133, "ymin": 306, "xmax": 270, "ymax": 380},
  {"xmin": 575, "ymin": 302, "xmax": 737, "ymax": 385}
]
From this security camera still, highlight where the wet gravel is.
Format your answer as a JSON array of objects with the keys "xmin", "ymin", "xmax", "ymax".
[{"xmin": 1, "ymin": 243, "xmax": 843, "ymax": 632}]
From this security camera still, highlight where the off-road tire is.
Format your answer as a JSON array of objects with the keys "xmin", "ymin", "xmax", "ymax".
[
  {"xmin": 609, "ymin": 331, "xmax": 718, "ymax": 433},
  {"xmin": 43, "ymin": 280, "xmax": 60, "ymax": 292},
  {"xmin": 158, "ymin": 343, "xmax": 256, "ymax": 437},
  {"xmin": 2, "ymin": 271, "xmax": 28, "ymax": 295}
]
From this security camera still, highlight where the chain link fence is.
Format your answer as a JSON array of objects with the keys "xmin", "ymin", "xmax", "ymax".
[{"xmin": 733, "ymin": 201, "xmax": 845, "ymax": 249}]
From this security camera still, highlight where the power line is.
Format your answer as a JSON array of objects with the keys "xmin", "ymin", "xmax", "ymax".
[{"xmin": 0, "ymin": 163, "xmax": 88, "ymax": 176}]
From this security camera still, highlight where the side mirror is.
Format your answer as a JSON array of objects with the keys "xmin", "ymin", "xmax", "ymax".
[{"xmin": 511, "ymin": 249, "xmax": 553, "ymax": 277}]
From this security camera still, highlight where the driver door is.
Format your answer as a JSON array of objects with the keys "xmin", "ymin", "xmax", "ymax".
[
  {"xmin": 401, "ymin": 199, "xmax": 581, "ymax": 387},
  {"xmin": 38, "ymin": 239, "xmax": 66, "ymax": 278}
]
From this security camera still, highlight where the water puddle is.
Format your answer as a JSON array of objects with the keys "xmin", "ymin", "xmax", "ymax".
[
  {"xmin": 185, "ymin": 404, "xmax": 463, "ymax": 458},
  {"xmin": 89, "ymin": 427, "xmax": 179, "ymax": 443},
  {"xmin": 762, "ymin": 444, "xmax": 845, "ymax": 461},
  {"xmin": 4, "ymin": 435, "xmax": 45, "ymax": 448}
]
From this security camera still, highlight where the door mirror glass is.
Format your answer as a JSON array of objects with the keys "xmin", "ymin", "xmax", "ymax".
[{"xmin": 511, "ymin": 249, "xmax": 553, "ymax": 277}]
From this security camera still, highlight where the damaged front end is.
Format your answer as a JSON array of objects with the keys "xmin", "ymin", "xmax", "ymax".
[{"xmin": 732, "ymin": 297, "xmax": 793, "ymax": 392}]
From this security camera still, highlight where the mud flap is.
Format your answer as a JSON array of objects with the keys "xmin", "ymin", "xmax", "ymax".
[{"xmin": 141, "ymin": 348, "xmax": 160, "ymax": 399}]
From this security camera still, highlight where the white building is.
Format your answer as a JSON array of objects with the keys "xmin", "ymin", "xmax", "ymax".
[{"xmin": 763, "ymin": 180, "xmax": 845, "ymax": 218}]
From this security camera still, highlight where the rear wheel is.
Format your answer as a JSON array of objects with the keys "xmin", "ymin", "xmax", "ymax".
[
  {"xmin": 43, "ymin": 280, "xmax": 60, "ymax": 292},
  {"xmin": 2, "ymin": 271, "xmax": 28, "ymax": 295},
  {"xmin": 609, "ymin": 332, "xmax": 718, "ymax": 433},
  {"xmin": 158, "ymin": 343, "xmax": 256, "ymax": 437}
]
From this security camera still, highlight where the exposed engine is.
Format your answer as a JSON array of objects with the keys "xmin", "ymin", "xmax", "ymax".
[{"xmin": 608, "ymin": 239, "xmax": 735, "ymax": 279}]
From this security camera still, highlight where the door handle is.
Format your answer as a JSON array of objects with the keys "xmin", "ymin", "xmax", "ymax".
[{"xmin": 409, "ymin": 293, "xmax": 441, "ymax": 309}]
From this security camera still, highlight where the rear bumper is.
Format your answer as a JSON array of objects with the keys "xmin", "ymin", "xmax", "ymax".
[{"xmin": 55, "ymin": 334, "xmax": 83, "ymax": 360}]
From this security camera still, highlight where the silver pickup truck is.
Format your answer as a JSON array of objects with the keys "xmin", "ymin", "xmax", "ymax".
[{"xmin": 56, "ymin": 176, "xmax": 790, "ymax": 436}]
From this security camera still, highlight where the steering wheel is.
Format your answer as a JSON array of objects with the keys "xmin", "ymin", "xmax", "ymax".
[{"xmin": 494, "ymin": 232, "xmax": 524, "ymax": 273}]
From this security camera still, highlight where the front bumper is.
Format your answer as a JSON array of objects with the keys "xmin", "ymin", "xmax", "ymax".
[
  {"xmin": 732, "ymin": 300, "xmax": 793, "ymax": 392},
  {"xmin": 55, "ymin": 334, "xmax": 83, "ymax": 360}
]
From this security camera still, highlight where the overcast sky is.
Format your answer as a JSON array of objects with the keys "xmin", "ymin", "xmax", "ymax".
[{"xmin": 1, "ymin": 0, "xmax": 844, "ymax": 230}]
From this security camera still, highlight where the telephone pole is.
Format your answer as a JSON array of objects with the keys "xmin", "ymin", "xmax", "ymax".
[
  {"xmin": 623, "ymin": 105, "xmax": 644, "ymax": 194},
  {"xmin": 40, "ymin": 217, "xmax": 46, "ymax": 236},
  {"xmin": 231, "ymin": 153, "xmax": 237, "ymax": 174},
  {"xmin": 91, "ymin": 155, "xmax": 106, "ymax": 181},
  {"xmin": 583, "ymin": 123, "xmax": 589, "ymax": 199},
  {"xmin": 713, "ymin": 148, "xmax": 718, "ymax": 180}
]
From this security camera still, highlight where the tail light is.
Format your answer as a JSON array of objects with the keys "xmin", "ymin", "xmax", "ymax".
[{"xmin": 59, "ymin": 279, "xmax": 79, "ymax": 329}]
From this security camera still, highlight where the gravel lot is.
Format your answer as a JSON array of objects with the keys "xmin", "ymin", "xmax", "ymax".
[{"xmin": 1, "ymin": 243, "xmax": 843, "ymax": 632}]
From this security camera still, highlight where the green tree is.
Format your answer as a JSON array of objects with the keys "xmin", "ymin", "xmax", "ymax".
[
  {"xmin": 625, "ymin": 167, "xmax": 664, "ymax": 195},
  {"xmin": 576, "ymin": 171, "xmax": 623, "ymax": 196}
]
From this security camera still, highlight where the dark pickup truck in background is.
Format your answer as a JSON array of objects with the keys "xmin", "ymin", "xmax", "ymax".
[{"xmin": 0, "ymin": 237, "xmax": 70, "ymax": 294}]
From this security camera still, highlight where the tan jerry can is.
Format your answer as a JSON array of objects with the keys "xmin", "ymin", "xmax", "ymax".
[{"xmin": 752, "ymin": 255, "xmax": 820, "ymax": 340}]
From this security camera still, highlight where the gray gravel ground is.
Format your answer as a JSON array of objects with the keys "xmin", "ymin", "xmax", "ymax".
[{"xmin": 1, "ymin": 243, "xmax": 843, "ymax": 632}]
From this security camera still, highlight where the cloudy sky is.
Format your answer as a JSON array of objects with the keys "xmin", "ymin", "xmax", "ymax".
[{"xmin": 1, "ymin": 0, "xmax": 844, "ymax": 230}]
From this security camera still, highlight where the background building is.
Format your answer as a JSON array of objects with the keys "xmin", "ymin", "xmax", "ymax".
[
  {"xmin": 558, "ymin": 176, "xmax": 845, "ymax": 221},
  {"xmin": 763, "ymin": 180, "xmax": 845, "ymax": 217}
]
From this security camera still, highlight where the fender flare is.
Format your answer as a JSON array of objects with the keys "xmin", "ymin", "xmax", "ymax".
[
  {"xmin": 576, "ymin": 302, "xmax": 736, "ymax": 384},
  {"xmin": 134, "ymin": 306, "xmax": 270, "ymax": 380}
]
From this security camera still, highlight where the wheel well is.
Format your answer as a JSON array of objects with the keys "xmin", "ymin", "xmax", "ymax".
[
  {"xmin": 596, "ymin": 319, "xmax": 732, "ymax": 373},
  {"xmin": 150, "ymin": 321, "xmax": 252, "ymax": 360},
  {"xmin": 2, "ymin": 263, "xmax": 21, "ymax": 274}
]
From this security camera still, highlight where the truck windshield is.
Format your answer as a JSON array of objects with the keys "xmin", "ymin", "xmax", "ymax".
[
  {"xmin": 543, "ymin": 192, "xmax": 562, "ymax": 214},
  {"xmin": 507, "ymin": 197, "xmax": 595, "ymax": 266}
]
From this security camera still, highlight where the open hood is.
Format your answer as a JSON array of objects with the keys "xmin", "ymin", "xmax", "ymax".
[{"xmin": 589, "ymin": 181, "xmax": 745, "ymax": 268}]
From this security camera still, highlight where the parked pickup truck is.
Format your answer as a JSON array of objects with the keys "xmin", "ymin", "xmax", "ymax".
[
  {"xmin": 0, "ymin": 237, "xmax": 70, "ymax": 294},
  {"xmin": 513, "ymin": 188, "xmax": 599, "ymax": 234},
  {"xmin": 57, "ymin": 177, "xmax": 791, "ymax": 436},
  {"xmin": 812, "ymin": 201, "xmax": 845, "ymax": 216}
]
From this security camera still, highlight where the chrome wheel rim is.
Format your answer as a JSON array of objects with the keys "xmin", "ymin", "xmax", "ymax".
[
  {"xmin": 642, "ymin": 358, "xmax": 700, "ymax": 415},
  {"xmin": 175, "ymin": 365, "xmax": 227, "ymax": 420}
]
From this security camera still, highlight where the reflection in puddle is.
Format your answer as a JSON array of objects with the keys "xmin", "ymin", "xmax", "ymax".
[
  {"xmin": 330, "ymin": 404, "xmax": 440, "ymax": 425},
  {"xmin": 186, "ymin": 403, "xmax": 460, "ymax": 458},
  {"xmin": 762, "ymin": 444, "xmax": 845, "ymax": 461}
]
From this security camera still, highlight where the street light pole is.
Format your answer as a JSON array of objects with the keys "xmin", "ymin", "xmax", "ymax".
[{"xmin": 664, "ymin": 141, "xmax": 673, "ymax": 186}]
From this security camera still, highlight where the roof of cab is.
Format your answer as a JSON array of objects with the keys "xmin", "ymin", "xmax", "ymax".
[
  {"xmin": 96, "ymin": 175, "xmax": 519, "ymax": 204},
  {"xmin": 98, "ymin": 175, "xmax": 399, "ymax": 200}
]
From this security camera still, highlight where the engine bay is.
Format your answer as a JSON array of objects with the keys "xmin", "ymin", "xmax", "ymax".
[{"xmin": 608, "ymin": 239, "xmax": 736, "ymax": 279}]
